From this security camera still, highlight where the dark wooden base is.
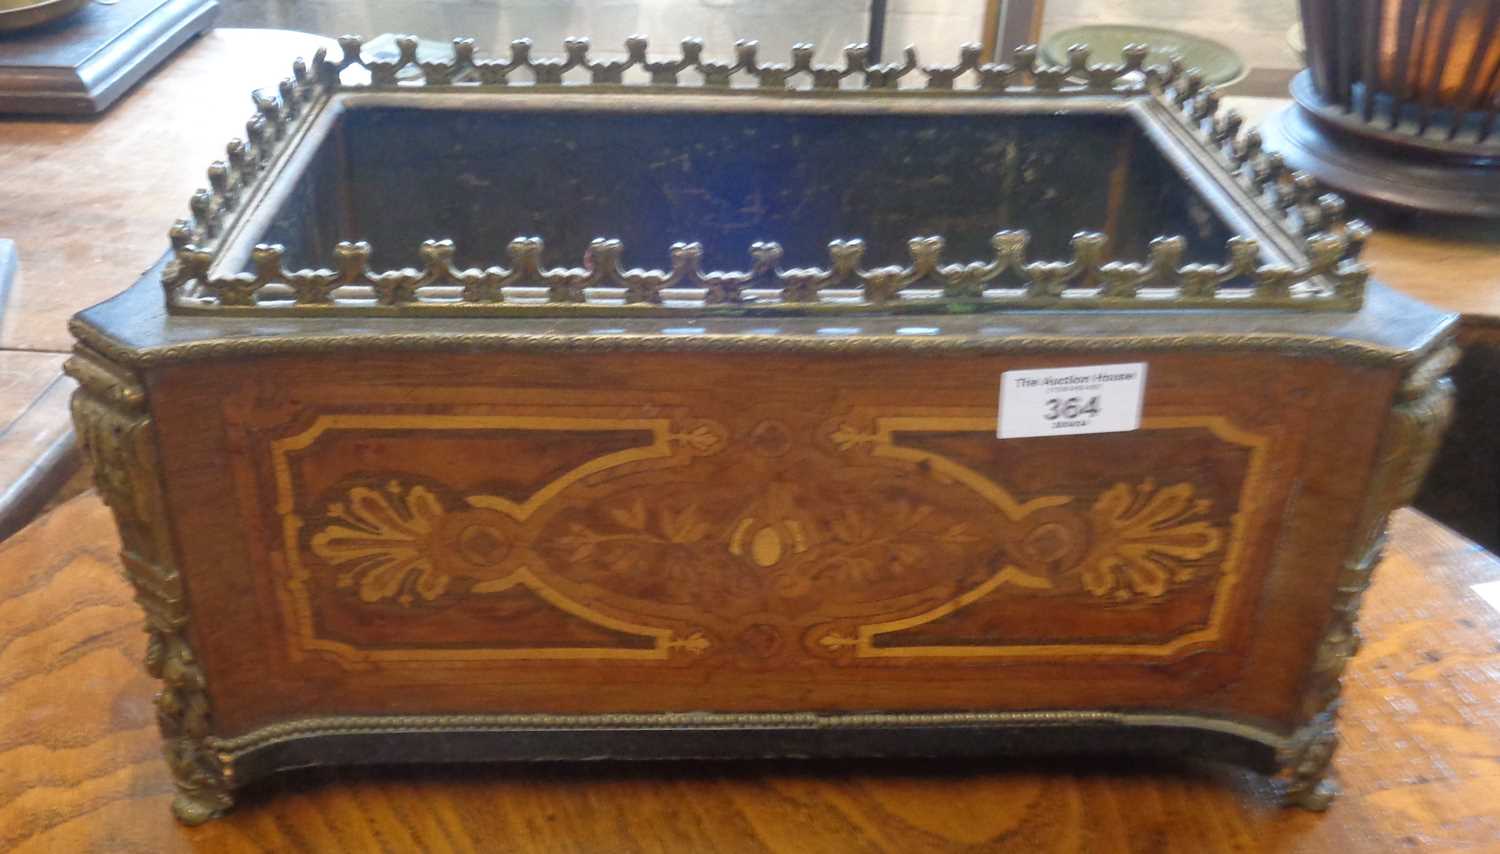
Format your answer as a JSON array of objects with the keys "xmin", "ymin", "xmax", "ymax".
[
  {"xmin": 208, "ymin": 714, "xmax": 1288, "ymax": 826},
  {"xmin": 225, "ymin": 716, "xmax": 1285, "ymax": 774},
  {"xmin": 1260, "ymin": 87, "xmax": 1500, "ymax": 219},
  {"xmin": 0, "ymin": 0, "xmax": 218, "ymax": 115}
]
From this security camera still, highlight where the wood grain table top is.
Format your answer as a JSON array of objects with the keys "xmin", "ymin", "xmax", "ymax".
[
  {"xmin": 0, "ymin": 28, "xmax": 337, "ymax": 353},
  {"xmin": 1364, "ymin": 221, "xmax": 1500, "ymax": 321},
  {"xmin": 0, "ymin": 29, "xmax": 336, "ymax": 536},
  {"xmin": 2, "ymin": 492, "xmax": 1497, "ymax": 853}
]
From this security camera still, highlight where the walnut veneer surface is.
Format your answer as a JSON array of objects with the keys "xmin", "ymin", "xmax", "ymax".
[
  {"xmin": 2, "ymin": 494, "xmax": 1498, "ymax": 852},
  {"xmin": 144, "ymin": 345, "xmax": 1390, "ymax": 733}
]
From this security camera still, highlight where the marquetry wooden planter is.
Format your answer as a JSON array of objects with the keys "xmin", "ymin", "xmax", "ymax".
[{"xmin": 65, "ymin": 35, "xmax": 1457, "ymax": 823}]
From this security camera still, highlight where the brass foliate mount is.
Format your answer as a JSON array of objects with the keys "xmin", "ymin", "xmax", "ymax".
[{"xmin": 164, "ymin": 36, "xmax": 1372, "ymax": 316}]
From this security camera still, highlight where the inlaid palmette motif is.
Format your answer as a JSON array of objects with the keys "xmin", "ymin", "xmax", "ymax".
[
  {"xmin": 1080, "ymin": 479, "xmax": 1225, "ymax": 600},
  {"xmin": 310, "ymin": 477, "xmax": 1222, "ymax": 609}
]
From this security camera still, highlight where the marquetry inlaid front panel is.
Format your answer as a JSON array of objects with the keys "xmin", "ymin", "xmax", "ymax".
[
  {"xmin": 150, "ymin": 349, "xmax": 1393, "ymax": 734},
  {"xmin": 268, "ymin": 409, "xmax": 1261, "ymax": 666}
]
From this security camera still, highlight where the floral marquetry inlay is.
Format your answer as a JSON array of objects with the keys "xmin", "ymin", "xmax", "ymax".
[
  {"xmin": 272, "ymin": 409, "xmax": 1267, "ymax": 667},
  {"xmin": 1083, "ymin": 480, "xmax": 1225, "ymax": 601},
  {"xmin": 313, "ymin": 482, "xmax": 451, "ymax": 605}
]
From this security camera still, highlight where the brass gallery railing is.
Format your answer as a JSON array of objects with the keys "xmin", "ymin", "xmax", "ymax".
[{"xmin": 163, "ymin": 36, "xmax": 1373, "ymax": 316}]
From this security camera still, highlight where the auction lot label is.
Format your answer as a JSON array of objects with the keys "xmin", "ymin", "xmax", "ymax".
[{"xmin": 998, "ymin": 362, "xmax": 1147, "ymax": 438}]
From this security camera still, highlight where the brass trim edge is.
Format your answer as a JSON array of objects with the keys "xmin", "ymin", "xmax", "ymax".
[
  {"xmin": 66, "ymin": 314, "xmax": 1441, "ymax": 369},
  {"xmin": 208, "ymin": 709, "xmax": 1292, "ymax": 759}
]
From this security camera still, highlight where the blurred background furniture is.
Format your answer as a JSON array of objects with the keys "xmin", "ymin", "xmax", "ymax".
[
  {"xmin": 213, "ymin": 0, "xmax": 1304, "ymax": 95},
  {"xmin": 0, "ymin": 29, "xmax": 335, "ymax": 539},
  {"xmin": 0, "ymin": 0, "xmax": 89, "ymax": 33},
  {"xmin": 0, "ymin": 237, "xmax": 79, "ymax": 541},
  {"xmin": 1260, "ymin": 0, "xmax": 1500, "ymax": 217},
  {"xmin": 0, "ymin": 0, "xmax": 218, "ymax": 114},
  {"xmin": 979, "ymin": 0, "xmax": 1042, "ymax": 63},
  {"xmin": 1041, "ymin": 23, "xmax": 1243, "ymax": 87},
  {"xmin": 872, "ymin": 0, "xmax": 1043, "ymax": 63}
]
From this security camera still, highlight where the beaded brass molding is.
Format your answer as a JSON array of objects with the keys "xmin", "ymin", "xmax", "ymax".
[
  {"xmin": 161, "ymin": 36, "xmax": 1372, "ymax": 315},
  {"xmin": 62, "ymin": 347, "xmax": 234, "ymax": 825},
  {"xmin": 65, "ymin": 314, "xmax": 1441, "ymax": 370}
]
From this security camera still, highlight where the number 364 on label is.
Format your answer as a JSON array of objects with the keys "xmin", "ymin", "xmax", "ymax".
[{"xmin": 997, "ymin": 362, "xmax": 1147, "ymax": 439}]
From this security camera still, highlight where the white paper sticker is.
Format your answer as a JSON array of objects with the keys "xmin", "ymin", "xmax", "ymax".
[
  {"xmin": 1473, "ymin": 580, "xmax": 1500, "ymax": 616},
  {"xmin": 998, "ymin": 362, "xmax": 1147, "ymax": 439}
]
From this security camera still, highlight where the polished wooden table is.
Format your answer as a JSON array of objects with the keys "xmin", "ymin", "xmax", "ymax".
[
  {"xmin": 0, "ymin": 28, "xmax": 334, "ymax": 536},
  {"xmin": 2, "ymin": 492, "xmax": 1498, "ymax": 852}
]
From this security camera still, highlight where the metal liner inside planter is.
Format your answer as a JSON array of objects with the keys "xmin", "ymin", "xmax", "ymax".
[{"xmin": 164, "ymin": 35, "xmax": 1372, "ymax": 316}]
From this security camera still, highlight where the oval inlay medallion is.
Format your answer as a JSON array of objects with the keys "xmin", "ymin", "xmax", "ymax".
[{"xmin": 750, "ymin": 526, "xmax": 784, "ymax": 567}]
